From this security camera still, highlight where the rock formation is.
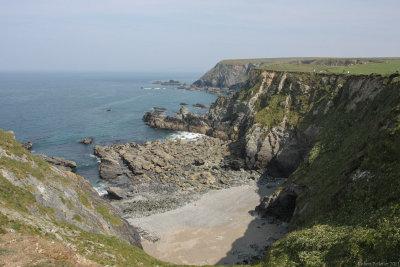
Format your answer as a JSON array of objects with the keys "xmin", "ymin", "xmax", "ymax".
[
  {"xmin": 145, "ymin": 70, "xmax": 394, "ymax": 177},
  {"xmin": 36, "ymin": 154, "xmax": 77, "ymax": 172},
  {"xmin": 80, "ymin": 137, "xmax": 94, "ymax": 144},
  {"xmin": 21, "ymin": 141, "xmax": 33, "ymax": 151},
  {"xmin": 94, "ymin": 137, "xmax": 261, "ymax": 217}
]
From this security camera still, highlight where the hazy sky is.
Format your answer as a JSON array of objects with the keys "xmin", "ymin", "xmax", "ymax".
[{"xmin": 0, "ymin": 0, "xmax": 399, "ymax": 72}]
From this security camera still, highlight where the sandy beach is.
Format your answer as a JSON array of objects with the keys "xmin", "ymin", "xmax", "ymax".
[{"xmin": 128, "ymin": 179, "xmax": 287, "ymax": 265}]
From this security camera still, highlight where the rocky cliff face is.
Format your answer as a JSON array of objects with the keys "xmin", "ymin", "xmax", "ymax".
[
  {"xmin": 192, "ymin": 61, "xmax": 260, "ymax": 90},
  {"xmin": 148, "ymin": 70, "xmax": 394, "ymax": 177}
]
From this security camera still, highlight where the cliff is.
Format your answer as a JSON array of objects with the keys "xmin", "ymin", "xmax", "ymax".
[
  {"xmin": 145, "ymin": 68, "xmax": 400, "ymax": 265},
  {"xmin": 0, "ymin": 130, "xmax": 172, "ymax": 266},
  {"xmin": 192, "ymin": 60, "xmax": 258, "ymax": 90},
  {"xmin": 191, "ymin": 57, "xmax": 397, "ymax": 91}
]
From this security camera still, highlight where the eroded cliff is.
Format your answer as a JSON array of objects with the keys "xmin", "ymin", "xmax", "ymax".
[{"xmin": 145, "ymin": 68, "xmax": 400, "ymax": 265}]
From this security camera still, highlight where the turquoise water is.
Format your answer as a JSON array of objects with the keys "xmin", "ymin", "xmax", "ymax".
[{"xmin": 0, "ymin": 72, "xmax": 217, "ymax": 188}]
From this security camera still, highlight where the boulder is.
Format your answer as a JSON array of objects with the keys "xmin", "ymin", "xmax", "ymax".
[
  {"xmin": 192, "ymin": 103, "xmax": 207, "ymax": 109},
  {"xmin": 80, "ymin": 138, "xmax": 94, "ymax": 145},
  {"xmin": 255, "ymin": 183, "xmax": 304, "ymax": 222},
  {"xmin": 107, "ymin": 187, "xmax": 125, "ymax": 200},
  {"xmin": 21, "ymin": 142, "xmax": 33, "ymax": 151},
  {"xmin": 36, "ymin": 154, "xmax": 77, "ymax": 172}
]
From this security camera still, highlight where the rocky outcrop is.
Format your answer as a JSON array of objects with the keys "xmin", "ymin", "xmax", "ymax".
[
  {"xmin": 79, "ymin": 137, "xmax": 94, "ymax": 145},
  {"xmin": 192, "ymin": 61, "xmax": 260, "ymax": 90},
  {"xmin": 94, "ymin": 137, "xmax": 261, "ymax": 217},
  {"xmin": 255, "ymin": 183, "xmax": 304, "ymax": 222},
  {"xmin": 36, "ymin": 154, "xmax": 77, "ymax": 172},
  {"xmin": 21, "ymin": 141, "xmax": 33, "ymax": 151},
  {"xmin": 143, "ymin": 106, "xmax": 212, "ymax": 135}
]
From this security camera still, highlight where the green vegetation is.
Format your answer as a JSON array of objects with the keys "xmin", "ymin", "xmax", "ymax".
[
  {"xmin": 77, "ymin": 191, "xmax": 91, "ymax": 209},
  {"xmin": 0, "ymin": 131, "xmax": 29, "ymax": 158},
  {"xmin": 261, "ymin": 78, "xmax": 400, "ymax": 265},
  {"xmin": 258, "ymin": 58, "xmax": 400, "ymax": 75},
  {"xmin": 254, "ymin": 94, "xmax": 286, "ymax": 131},
  {"xmin": 54, "ymin": 222, "xmax": 177, "ymax": 267},
  {"xmin": 72, "ymin": 214, "xmax": 82, "ymax": 222},
  {"xmin": 219, "ymin": 57, "xmax": 400, "ymax": 75},
  {"xmin": 244, "ymin": 72, "xmax": 339, "ymax": 136},
  {"xmin": 238, "ymin": 79, "xmax": 262, "ymax": 101},
  {"xmin": 0, "ymin": 248, "xmax": 10, "ymax": 255},
  {"xmin": 96, "ymin": 205, "xmax": 122, "ymax": 227},
  {"xmin": 0, "ymin": 174, "xmax": 36, "ymax": 213}
]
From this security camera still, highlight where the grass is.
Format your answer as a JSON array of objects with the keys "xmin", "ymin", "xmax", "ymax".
[
  {"xmin": 77, "ymin": 191, "xmax": 91, "ymax": 209},
  {"xmin": 0, "ymin": 248, "xmax": 10, "ymax": 256},
  {"xmin": 258, "ymin": 58, "xmax": 400, "ymax": 75},
  {"xmin": 254, "ymin": 94, "xmax": 286, "ymax": 131},
  {"xmin": 217, "ymin": 57, "xmax": 400, "ymax": 75},
  {"xmin": 96, "ymin": 205, "xmax": 122, "ymax": 227},
  {"xmin": 72, "ymin": 214, "xmax": 82, "ymax": 222},
  {"xmin": 0, "ymin": 174, "xmax": 36, "ymax": 214},
  {"xmin": 238, "ymin": 79, "xmax": 262, "ymax": 101}
]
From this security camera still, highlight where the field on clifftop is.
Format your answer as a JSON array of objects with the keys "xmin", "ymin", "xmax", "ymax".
[{"xmin": 220, "ymin": 57, "xmax": 400, "ymax": 75}]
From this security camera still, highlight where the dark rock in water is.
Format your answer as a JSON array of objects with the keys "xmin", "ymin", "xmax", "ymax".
[
  {"xmin": 153, "ymin": 80, "xmax": 181, "ymax": 86},
  {"xmin": 153, "ymin": 107, "xmax": 167, "ymax": 112},
  {"xmin": 21, "ymin": 142, "xmax": 33, "ymax": 151},
  {"xmin": 143, "ymin": 106, "xmax": 212, "ymax": 135},
  {"xmin": 36, "ymin": 154, "xmax": 77, "ymax": 172},
  {"xmin": 193, "ymin": 103, "xmax": 207, "ymax": 109},
  {"xmin": 107, "ymin": 187, "xmax": 125, "ymax": 200},
  {"xmin": 179, "ymin": 102, "xmax": 188, "ymax": 106},
  {"xmin": 80, "ymin": 138, "xmax": 94, "ymax": 145},
  {"xmin": 142, "ymin": 95, "xmax": 241, "ymax": 141},
  {"xmin": 106, "ymin": 109, "xmax": 112, "ymax": 112}
]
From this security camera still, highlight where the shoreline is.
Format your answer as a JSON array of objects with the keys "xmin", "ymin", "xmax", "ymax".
[{"xmin": 128, "ymin": 181, "xmax": 287, "ymax": 265}]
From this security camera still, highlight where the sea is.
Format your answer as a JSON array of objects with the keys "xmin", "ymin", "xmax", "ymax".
[{"xmin": 0, "ymin": 71, "xmax": 217, "ymax": 193}]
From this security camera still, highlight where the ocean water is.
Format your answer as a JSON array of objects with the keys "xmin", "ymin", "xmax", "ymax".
[{"xmin": 0, "ymin": 72, "xmax": 217, "ymax": 191}]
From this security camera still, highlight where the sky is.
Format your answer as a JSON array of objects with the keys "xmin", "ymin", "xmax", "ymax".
[{"xmin": 0, "ymin": 0, "xmax": 399, "ymax": 72}]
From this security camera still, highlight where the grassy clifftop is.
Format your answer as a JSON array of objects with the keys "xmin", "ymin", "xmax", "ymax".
[
  {"xmin": 194, "ymin": 57, "xmax": 400, "ymax": 90},
  {"xmin": 221, "ymin": 57, "xmax": 400, "ymax": 75},
  {"xmin": 257, "ymin": 58, "xmax": 400, "ymax": 75}
]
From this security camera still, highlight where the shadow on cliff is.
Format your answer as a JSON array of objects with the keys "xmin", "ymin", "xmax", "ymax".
[
  {"xmin": 214, "ymin": 131, "xmax": 313, "ymax": 265},
  {"xmin": 213, "ymin": 168, "xmax": 290, "ymax": 265}
]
